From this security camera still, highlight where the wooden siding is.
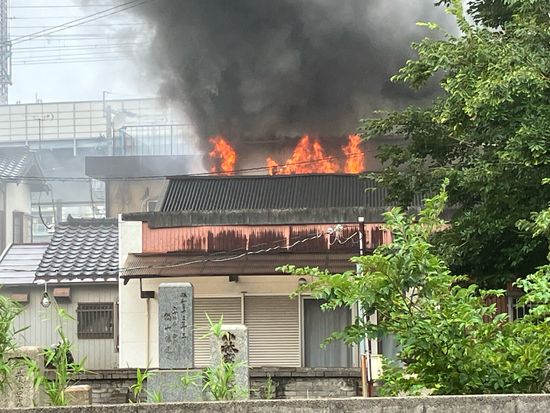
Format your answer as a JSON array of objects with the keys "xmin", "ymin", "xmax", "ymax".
[
  {"xmin": 142, "ymin": 223, "xmax": 391, "ymax": 254},
  {"xmin": 7, "ymin": 284, "xmax": 118, "ymax": 370}
]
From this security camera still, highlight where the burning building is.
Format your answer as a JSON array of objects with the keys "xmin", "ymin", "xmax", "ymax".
[
  {"xmin": 117, "ymin": 174, "xmax": 422, "ymax": 380},
  {"xmin": 208, "ymin": 134, "xmax": 366, "ymax": 176}
]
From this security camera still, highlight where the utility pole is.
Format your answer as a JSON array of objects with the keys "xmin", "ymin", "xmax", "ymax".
[
  {"xmin": 0, "ymin": 0, "xmax": 11, "ymax": 104},
  {"xmin": 34, "ymin": 113, "xmax": 54, "ymax": 151}
]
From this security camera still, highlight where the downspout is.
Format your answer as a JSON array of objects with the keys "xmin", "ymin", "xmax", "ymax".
[{"xmin": 146, "ymin": 296, "xmax": 150, "ymax": 366}]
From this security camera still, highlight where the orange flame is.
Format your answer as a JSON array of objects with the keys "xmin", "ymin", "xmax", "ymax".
[
  {"xmin": 342, "ymin": 134, "xmax": 364, "ymax": 173},
  {"xmin": 266, "ymin": 135, "xmax": 340, "ymax": 175},
  {"xmin": 209, "ymin": 135, "xmax": 237, "ymax": 175}
]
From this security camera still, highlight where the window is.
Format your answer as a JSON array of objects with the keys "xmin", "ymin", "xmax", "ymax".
[
  {"xmin": 13, "ymin": 211, "xmax": 32, "ymax": 243},
  {"xmin": 508, "ymin": 295, "xmax": 532, "ymax": 320},
  {"xmin": 303, "ymin": 298, "xmax": 352, "ymax": 367},
  {"xmin": 146, "ymin": 199, "xmax": 158, "ymax": 212},
  {"xmin": 0, "ymin": 208, "xmax": 5, "ymax": 253},
  {"xmin": 77, "ymin": 303, "xmax": 114, "ymax": 339}
]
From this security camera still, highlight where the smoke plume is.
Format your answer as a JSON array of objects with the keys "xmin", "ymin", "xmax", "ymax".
[{"xmin": 122, "ymin": 0, "xmax": 454, "ymax": 147}]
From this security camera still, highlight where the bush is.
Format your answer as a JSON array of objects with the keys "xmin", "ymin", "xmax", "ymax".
[{"xmin": 282, "ymin": 181, "xmax": 550, "ymax": 395}]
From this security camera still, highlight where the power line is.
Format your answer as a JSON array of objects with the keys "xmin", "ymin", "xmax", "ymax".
[
  {"xmin": 9, "ymin": 5, "xmax": 116, "ymax": 9},
  {"xmin": 10, "ymin": 0, "xmax": 156, "ymax": 45},
  {"xmin": 0, "ymin": 152, "xmax": 369, "ymax": 182},
  {"xmin": 0, "ymin": 231, "xmax": 360, "ymax": 274},
  {"xmin": 12, "ymin": 57, "xmax": 132, "ymax": 65}
]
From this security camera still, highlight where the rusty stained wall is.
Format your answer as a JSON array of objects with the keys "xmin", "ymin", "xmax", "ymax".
[{"xmin": 141, "ymin": 223, "xmax": 392, "ymax": 254}]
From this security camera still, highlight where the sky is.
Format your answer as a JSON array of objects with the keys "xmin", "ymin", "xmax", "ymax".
[
  {"xmin": 8, "ymin": 0, "xmax": 155, "ymax": 104},
  {"xmin": 6, "ymin": 0, "xmax": 456, "ymax": 107}
]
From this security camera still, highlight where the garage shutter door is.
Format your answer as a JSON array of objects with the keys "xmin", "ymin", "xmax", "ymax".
[
  {"xmin": 244, "ymin": 296, "xmax": 300, "ymax": 367},
  {"xmin": 193, "ymin": 297, "xmax": 242, "ymax": 367}
]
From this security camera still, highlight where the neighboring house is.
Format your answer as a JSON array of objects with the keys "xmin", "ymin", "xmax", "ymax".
[
  {"xmin": 0, "ymin": 217, "xmax": 120, "ymax": 370},
  {"xmin": 0, "ymin": 98, "xmax": 197, "ymax": 242},
  {"xmin": 85, "ymin": 154, "xmax": 202, "ymax": 217},
  {"xmin": 0, "ymin": 147, "xmax": 46, "ymax": 252},
  {"xmin": 118, "ymin": 174, "xmax": 401, "ymax": 369}
]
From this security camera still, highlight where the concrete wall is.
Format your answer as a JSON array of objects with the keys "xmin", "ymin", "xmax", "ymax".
[
  {"xmin": 58, "ymin": 367, "xmax": 362, "ymax": 404},
  {"xmin": 106, "ymin": 180, "xmax": 166, "ymax": 218},
  {"xmin": 2, "ymin": 284, "xmax": 118, "ymax": 370},
  {"xmin": 1, "ymin": 394, "xmax": 549, "ymax": 412}
]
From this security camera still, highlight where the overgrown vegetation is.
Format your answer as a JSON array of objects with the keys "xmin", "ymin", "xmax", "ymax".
[
  {"xmin": 360, "ymin": 0, "xmax": 550, "ymax": 286},
  {"xmin": 0, "ymin": 292, "xmax": 23, "ymax": 392},
  {"xmin": 282, "ymin": 182, "xmax": 550, "ymax": 395},
  {"xmin": 129, "ymin": 367, "xmax": 157, "ymax": 404},
  {"xmin": 27, "ymin": 309, "xmax": 87, "ymax": 406},
  {"xmin": 179, "ymin": 314, "xmax": 247, "ymax": 401}
]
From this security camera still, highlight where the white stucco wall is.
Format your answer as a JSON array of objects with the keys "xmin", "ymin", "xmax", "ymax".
[
  {"xmin": 118, "ymin": 217, "xmax": 143, "ymax": 368},
  {"xmin": 119, "ymin": 271, "xmax": 311, "ymax": 369}
]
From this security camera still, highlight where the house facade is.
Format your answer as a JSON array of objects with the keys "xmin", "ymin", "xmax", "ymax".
[
  {"xmin": 0, "ymin": 217, "xmax": 120, "ymax": 370},
  {"xmin": 118, "ymin": 174, "xmax": 398, "ymax": 369},
  {"xmin": 0, "ymin": 147, "xmax": 45, "ymax": 252}
]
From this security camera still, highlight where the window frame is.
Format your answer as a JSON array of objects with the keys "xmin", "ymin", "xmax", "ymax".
[{"xmin": 76, "ymin": 302, "xmax": 115, "ymax": 339}]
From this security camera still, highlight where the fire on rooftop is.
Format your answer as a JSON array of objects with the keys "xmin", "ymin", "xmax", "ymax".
[{"xmin": 208, "ymin": 134, "xmax": 365, "ymax": 175}]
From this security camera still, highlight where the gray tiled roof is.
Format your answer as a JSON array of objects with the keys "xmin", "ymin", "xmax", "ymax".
[
  {"xmin": 35, "ymin": 217, "xmax": 119, "ymax": 281},
  {"xmin": 0, "ymin": 244, "xmax": 48, "ymax": 285},
  {"xmin": 0, "ymin": 147, "xmax": 39, "ymax": 179}
]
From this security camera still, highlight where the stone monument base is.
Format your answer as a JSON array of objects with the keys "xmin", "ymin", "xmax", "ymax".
[
  {"xmin": 65, "ymin": 385, "xmax": 92, "ymax": 406},
  {"xmin": 147, "ymin": 369, "xmax": 203, "ymax": 402},
  {"xmin": 0, "ymin": 346, "xmax": 47, "ymax": 408}
]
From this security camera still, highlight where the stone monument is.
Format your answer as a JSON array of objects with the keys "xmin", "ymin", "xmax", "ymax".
[
  {"xmin": 158, "ymin": 282, "xmax": 194, "ymax": 369},
  {"xmin": 210, "ymin": 324, "xmax": 249, "ymax": 400},
  {"xmin": 147, "ymin": 282, "xmax": 202, "ymax": 402},
  {"xmin": 0, "ymin": 346, "xmax": 47, "ymax": 408}
]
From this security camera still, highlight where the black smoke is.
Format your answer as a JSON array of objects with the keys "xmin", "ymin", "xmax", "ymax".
[{"xmin": 111, "ymin": 0, "xmax": 454, "ymax": 148}]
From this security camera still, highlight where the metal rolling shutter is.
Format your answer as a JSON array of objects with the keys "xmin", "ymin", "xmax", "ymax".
[
  {"xmin": 245, "ymin": 296, "xmax": 301, "ymax": 367},
  {"xmin": 193, "ymin": 297, "xmax": 242, "ymax": 367}
]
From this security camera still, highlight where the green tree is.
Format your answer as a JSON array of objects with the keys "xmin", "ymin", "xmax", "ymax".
[
  {"xmin": 281, "ymin": 183, "xmax": 550, "ymax": 395},
  {"xmin": 360, "ymin": 0, "xmax": 550, "ymax": 286}
]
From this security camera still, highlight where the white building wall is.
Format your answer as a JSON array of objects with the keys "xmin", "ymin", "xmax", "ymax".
[
  {"xmin": 5, "ymin": 182, "xmax": 31, "ymax": 245},
  {"xmin": 119, "ymin": 272, "xmax": 309, "ymax": 369},
  {"xmin": 118, "ymin": 218, "xmax": 144, "ymax": 368}
]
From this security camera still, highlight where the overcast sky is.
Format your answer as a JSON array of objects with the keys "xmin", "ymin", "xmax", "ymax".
[
  {"xmin": 8, "ymin": 0, "xmax": 155, "ymax": 104},
  {"xmin": 7, "ymin": 1, "xmax": 456, "ymax": 106}
]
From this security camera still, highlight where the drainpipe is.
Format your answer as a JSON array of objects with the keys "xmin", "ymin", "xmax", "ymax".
[
  {"xmin": 357, "ymin": 217, "xmax": 373, "ymax": 397},
  {"xmin": 146, "ymin": 296, "xmax": 150, "ymax": 367}
]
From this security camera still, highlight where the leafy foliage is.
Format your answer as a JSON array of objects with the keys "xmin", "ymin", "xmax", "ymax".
[
  {"xmin": 0, "ymin": 292, "xmax": 23, "ymax": 391},
  {"xmin": 360, "ymin": 0, "xmax": 550, "ymax": 286},
  {"xmin": 180, "ymin": 314, "xmax": 247, "ymax": 401},
  {"xmin": 282, "ymin": 183, "xmax": 550, "ymax": 395},
  {"xmin": 27, "ymin": 309, "xmax": 87, "ymax": 406},
  {"xmin": 129, "ymin": 367, "xmax": 156, "ymax": 404}
]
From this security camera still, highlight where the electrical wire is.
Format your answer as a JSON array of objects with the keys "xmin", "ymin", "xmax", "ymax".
[
  {"xmin": 0, "ymin": 230, "xmax": 360, "ymax": 274},
  {"xmin": 11, "ymin": 0, "xmax": 157, "ymax": 45},
  {"xmin": 0, "ymin": 152, "xmax": 370, "ymax": 182}
]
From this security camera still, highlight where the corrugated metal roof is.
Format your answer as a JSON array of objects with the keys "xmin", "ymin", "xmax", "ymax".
[
  {"xmin": 122, "ymin": 252, "xmax": 355, "ymax": 279},
  {"xmin": 35, "ymin": 217, "xmax": 118, "ymax": 281},
  {"xmin": 161, "ymin": 174, "xmax": 392, "ymax": 212},
  {"xmin": 0, "ymin": 244, "xmax": 48, "ymax": 285}
]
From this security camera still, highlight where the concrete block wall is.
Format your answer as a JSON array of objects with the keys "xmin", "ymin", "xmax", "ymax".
[
  {"xmin": 70, "ymin": 368, "xmax": 362, "ymax": 404},
  {"xmin": 2, "ymin": 395, "xmax": 550, "ymax": 413}
]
